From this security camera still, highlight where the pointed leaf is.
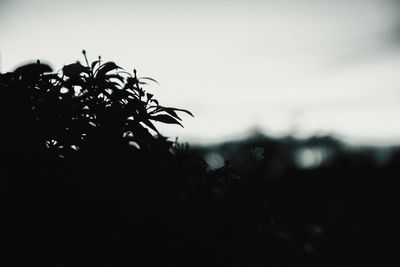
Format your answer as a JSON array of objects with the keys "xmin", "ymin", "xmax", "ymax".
[
  {"xmin": 171, "ymin": 108, "xmax": 193, "ymax": 117},
  {"xmin": 150, "ymin": 114, "xmax": 183, "ymax": 127},
  {"xmin": 162, "ymin": 108, "xmax": 181, "ymax": 121},
  {"xmin": 139, "ymin": 77, "xmax": 159, "ymax": 84},
  {"xmin": 104, "ymin": 80, "xmax": 122, "ymax": 90},
  {"xmin": 154, "ymin": 106, "xmax": 194, "ymax": 117},
  {"xmin": 95, "ymin": 62, "xmax": 121, "ymax": 78},
  {"xmin": 116, "ymin": 70, "xmax": 132, "ymax": 77},
  {"xmin": 105, "ymin": 74, "xmax": 124, "ymax": 83},
  {"xmin": 141, "ymin": 119, "xmax": 160, "ymax": 133}
]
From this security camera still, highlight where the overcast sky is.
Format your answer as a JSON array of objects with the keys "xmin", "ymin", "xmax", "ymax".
[{"xmin": 1, "ymin": 0, "xmax": 400, "ymax": 145}]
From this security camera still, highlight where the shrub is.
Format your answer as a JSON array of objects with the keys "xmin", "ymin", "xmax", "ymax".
[
  {"xmin": 0, "ymin": 51, "xmax": 267, "ymax": 266},
  {"xmin": 0, "ymin": 50, "xmax": 193, "ymax": 159}
]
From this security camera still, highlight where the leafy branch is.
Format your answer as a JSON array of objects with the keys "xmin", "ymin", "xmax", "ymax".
[{"xmin": 0, "ymin": 50, "xmax": 193, "ymax": 158}]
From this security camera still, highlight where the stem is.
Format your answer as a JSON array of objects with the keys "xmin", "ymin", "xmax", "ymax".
[{"xmin": 82, "ymin": 50, "xmax": 90, "ymax": 68}]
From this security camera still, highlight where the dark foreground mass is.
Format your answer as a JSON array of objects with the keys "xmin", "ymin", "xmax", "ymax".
[{"xmin": 1, "ymin": 60, "xmax": 398, "ymax": 266}]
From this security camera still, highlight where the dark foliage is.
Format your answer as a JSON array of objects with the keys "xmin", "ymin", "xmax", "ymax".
[
  {"xmin": 1, "ymin": 52, "xmax": 397, "ymax": 266},
  {"xmin": 192, "ymin": 134, "xmax": 399, "ymax": 267},
  {"xmin": 0, "ymin": 53, "xmax": 267, "ymax": 266}
]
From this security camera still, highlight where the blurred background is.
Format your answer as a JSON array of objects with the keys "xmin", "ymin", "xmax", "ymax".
[{"xmin": 1, "ymin": 0, "xmax": 400, "ymax": 146}]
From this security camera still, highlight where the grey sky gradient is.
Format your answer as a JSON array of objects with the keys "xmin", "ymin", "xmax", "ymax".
[{"xmin": 1, "ymin": 0, "xmax": 400, "ymax": 145}]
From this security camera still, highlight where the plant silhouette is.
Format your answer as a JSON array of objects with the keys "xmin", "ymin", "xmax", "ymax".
[
  {"xmin": 1, "ymin": 50, "xmax": 194, "ymax": 160},
  {"xmin": 1, "ymin": 51, "xmax": 265, "ymax": 266},
  {"xmin": 2, "ymin": 51, "xmax": 396, "ymax": 266}
]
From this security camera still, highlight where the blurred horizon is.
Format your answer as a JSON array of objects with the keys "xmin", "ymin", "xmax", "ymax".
[{"xmin": 1, "ymin": 0, "xmax": 400, "ymax": 146}]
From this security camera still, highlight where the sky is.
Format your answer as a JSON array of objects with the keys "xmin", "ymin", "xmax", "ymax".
[{"xmin": 1, "ymin": 0, "xmax": 400, "ymax": 145}]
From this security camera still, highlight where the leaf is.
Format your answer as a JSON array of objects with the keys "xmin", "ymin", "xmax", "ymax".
[
  {"xmin": 161, "ymin": 108, "xmax": 181, "ymax": 121},
  {"xmin": 103, "ymin": 80, "xmax": 122, "ymax": 90},
  {"xmin": 112, "ymin": 88, "xmax": 131, "ymax": 100},
  {"xmin": 62, "ymin": 62, "xmax": 89, "ymax": 78},
  {"xmin": 128, "ymin": 140, "xmax": 140, "ymax": 149},
  {"xmin": 150, "ymin": 114, "xmax": 183, "ymax": 127},
  {"xmin": 116, "ymin": 70, "xmax": 132, "ymax": 77},
  {"xmin": 171, "ymin": 107, "xmax": 194, "ymax": 117},
  {"xmin": 126, "ymin": 121, "xmax": 154, "ymax": 143},
  {"xmin": 139, "ymin": 77, "xmax": 159, "ymax": 84},
  {"xmin": 141, "ymin": 119, "xmax": 160, "ymax": 134},
  {"xmin": 91, "ymin": 60, "xmax": 100, "ymax": 70},
  {"xmin": 105, "ymin": 74, "xmax": 124, "ymax": 83},
  {"xmin": 95, "ymin": 62, "xmax": 121, "ymax": 78},
  {"xmin": 152, "ymin": 106, "xmax": 194, "ymax": 117}
]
